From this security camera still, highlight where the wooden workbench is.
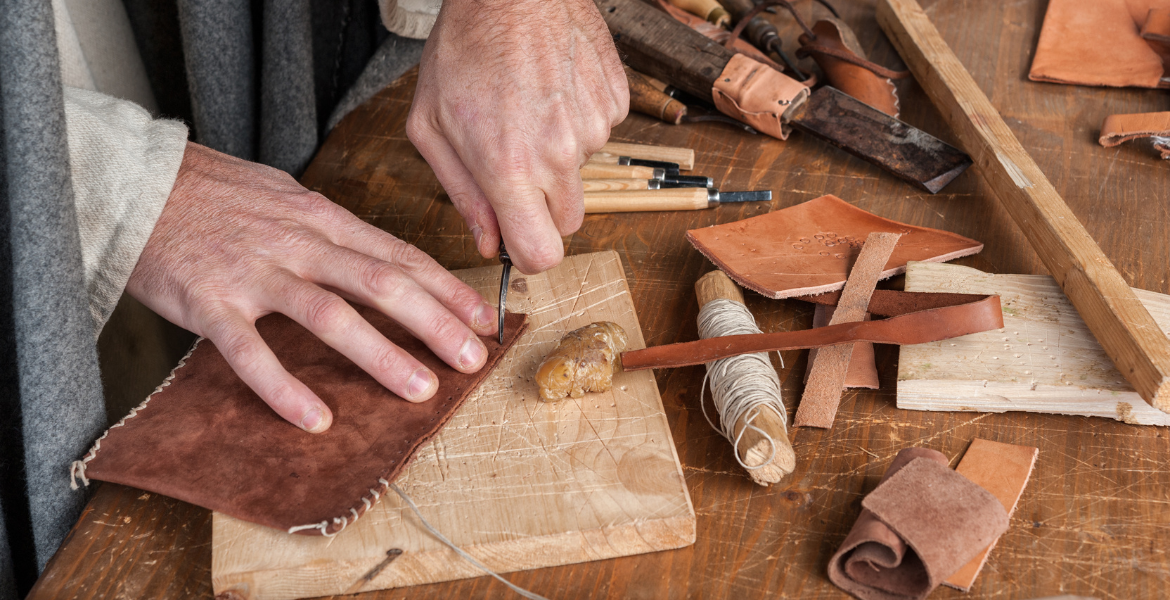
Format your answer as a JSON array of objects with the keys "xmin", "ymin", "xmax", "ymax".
[{"xmin": 31, "ymin": 0, "xmax": 1169, "ymax": 598}]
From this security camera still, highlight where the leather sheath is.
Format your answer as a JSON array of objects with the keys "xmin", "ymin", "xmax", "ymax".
[
  {"xmin": 712, "ymin": 54, "xmax": 811, "ymax": 140},
  {"xmin": 798, "ymin": 19, "xmax": 900, "ymax": 117},
  {"xmin": 1099, "ymin": 111, "xmax": 1170, "ymax": 158},
  {"xmin": 77, "ymin": 307, "xmax": 529, "ymax": 536},
  {"xmin": 828, "ymin": 448, "xmax": 1010, "ymax": 600},
  {"xmin": 1029, "ymin": 0, "xmax": 1170, "ymax": 89},
  {"xmin": 686, "ymin": 195, "xmax": 984, "ymax": 299},
  {"xmin": 621, "ymin": 293, "xmax": 1002, "ymax": 371}
]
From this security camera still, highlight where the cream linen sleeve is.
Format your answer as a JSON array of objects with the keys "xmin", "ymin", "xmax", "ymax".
[
  {"xmin": 63, "ymin": 87, "xmax": 188, "ymax": 337},
  {"xmin": 379, "ymin": 0, "xmax": 443, "ymax": 39}
]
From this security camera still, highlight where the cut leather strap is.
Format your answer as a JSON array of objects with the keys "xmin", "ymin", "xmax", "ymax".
[
  {"xmin": 1099, "ymin": 111, "xmax": 1170, "ymax": 159},
  {"xmin": 795, "ymin": 289, "xmax": 991, "ymax": 318},
  {"xmin": 620, "ymin": 293, "xmax": 1002, "ymax": 371},
  {"xmin": 805, "ymin": 304, "xmax": 879, "ymax": 389},
  {"xmin": 712, "ymin": 54, "xmax": 810, "ymax": 140},
  {"xmin": 74, "ymin": 307, "xmax": 529, "ymax": 536},
  {"xmin": 797, "ymin": 19, "xmax": 905, "ymax": 117},
  {"xmin": 828, "ymin": 451, "xmax": 1010, "ymax": 600},
  {"xmin": 796, "ymin": 232, "xmax": 900, "ymax": 429}
]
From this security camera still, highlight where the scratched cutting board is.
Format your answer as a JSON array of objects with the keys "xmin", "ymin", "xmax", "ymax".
[
  {"xmin": 211, "ymin": 251, "xmax": 695, "ymax": 599},
  {"xmin": 898, "ymin": 261, "xmax": 1170, "ymax": 426}
]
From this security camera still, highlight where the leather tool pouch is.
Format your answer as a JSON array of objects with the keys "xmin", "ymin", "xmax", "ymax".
[{"xmin": 712, "ymin": 54, "xmax": 810, "ymax": 140}]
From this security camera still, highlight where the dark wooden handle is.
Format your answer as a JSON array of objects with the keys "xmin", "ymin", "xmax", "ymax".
[{"xmin": 625, "ymin": 66, "xmax": 687, "ymax": 125}]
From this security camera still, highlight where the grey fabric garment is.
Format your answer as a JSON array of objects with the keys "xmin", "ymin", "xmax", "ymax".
[
  {"xmin": 120, "ymin": 0, "xmax": 195, "ymax": 125},
  {"xmin": 0, "ymin": 0, "xmax": 106, "ymax": 597},
  {"xmin": 0, "ymin": 496, "xmax": 14, "ymax": 600},
  {"xmin": 327, "ymin": 32, "xmax": 425, "ymax": 132},
  {"xmin": 261, "ymin": 0, "xmax": 317, "ymax": 175},
  {"xmin": 176, "ymin": 0, "xmax": 256, "ymax": 160}
]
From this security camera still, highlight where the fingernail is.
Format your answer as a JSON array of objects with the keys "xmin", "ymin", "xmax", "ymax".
[
  {"xmin": 300, "ymin": 408, "xmax": 325, "ymax": 432},
  {"xmin": 407, "ymin": 368, "xmax": 436, "ymax": 401},
  {"xmin": 470, "ymin": 224, "xmax": 483, "ymax": 249},
  {"xmin": 475, "ymin": 302, "xmax": 497, "ymax": 330},
  {"xmin": 459, "ymin": 337, "xmax": 487, "ymax": 370}
]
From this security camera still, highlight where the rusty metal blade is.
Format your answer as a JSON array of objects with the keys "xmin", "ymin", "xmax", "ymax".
[{"xmin": 788, "ymin": 86, "xmax": 972, "ymax": 193}]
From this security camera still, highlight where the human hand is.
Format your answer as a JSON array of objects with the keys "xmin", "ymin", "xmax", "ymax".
[
  {"xmin": 406, "ymin": 0, "xmax": 628, "ymax": 274},
  {"xmin": 126, "ymin": 142, "xmax": 499, "ymax": 433}
]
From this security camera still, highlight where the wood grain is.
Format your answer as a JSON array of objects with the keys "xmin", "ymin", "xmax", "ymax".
[
  {"xmin": 211, "ymin": 252, "xmax": 694, "ymax": 600},
  {"xmin": 31, "ymin": 1, "xmax": 1170, "ymax": 598},
  {"xmin": 898, "ymin": 262, "xmax": 1170, "ymax": 426},
  {"xmin": 877, "ymin": 0, "xmax": 1170, "ymax": 411},
  {"xmin": 583, "ymin": 188, "xmax": 709, "ymax": 213}
]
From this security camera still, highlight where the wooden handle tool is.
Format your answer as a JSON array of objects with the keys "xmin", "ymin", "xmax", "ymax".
[
  {"xmin": 625, "ymin": 65, "xmax": 688, "ymax": 125},
  {"xmin": 695, "ymin": 270, "xmax": 796, "ymax": 484},
  {"xmin": 668, "ymin": 0, "xmax": 730, "ymax": 27},
  {"xmin": 580, "ymin": 163, "xmax": 664, "ymax": 180},
  {"xmin": 582, "ymin": 179, "xmax": 655, "ymax": 193},
  {"xmin": 877, "ymin": 0, "xmax": 1170, "ymax": 410},
  {"xmin": 583, "ymin": 188, "xmax": 709, "ymax": 213},
  {"xmin": 600, "ymin": 142, "xmax": 695, "ymax": 170}
]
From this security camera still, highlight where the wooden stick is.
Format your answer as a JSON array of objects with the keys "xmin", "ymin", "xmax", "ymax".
[
  {"xmin": 582, "ymin": 178, "xmax": 653, "ymax": 193},
  {"xmin": 877, "ymin": 0, "xmax": 1170, "ymax": 412},
  {"xmin": 600, "ymin": 142, "xmax": 695, "ymax": 170},
  {"xmin": 580, "ymin": 163, "xmax": 661, "ymax": 180},
  {"xmin": 695, "ymin": 270, "xmax": 796, "ymax": 484},
  {"xmin": 584, "ymin": 189, "xmax": 708, "ymax": 213}
]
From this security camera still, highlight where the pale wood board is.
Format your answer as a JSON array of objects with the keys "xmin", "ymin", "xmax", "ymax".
[
  {"xmin": 211, "ymin": 251, "xmax": 696, "ymax": 600},
  {"xmin": 898, "ymin": 262, "xmax": 1170, "ymax": 426}
]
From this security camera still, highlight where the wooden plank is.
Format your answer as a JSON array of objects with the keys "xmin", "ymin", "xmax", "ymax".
[
  {"xmin": 877, "ymin": 0, "xmax": 1170, "ymax": 411},
  {"xmin": 898, "ymin": 262, "xmax": 1170, "ymax": 426},
  {"xmin": 210, "ymin": 251, "xmax": 695, "ymax": 600}
]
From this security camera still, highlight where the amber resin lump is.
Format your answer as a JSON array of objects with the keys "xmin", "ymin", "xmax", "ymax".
[{"xmin": 536, "ymin": 322, "xmax": 628, "ymax": 402}]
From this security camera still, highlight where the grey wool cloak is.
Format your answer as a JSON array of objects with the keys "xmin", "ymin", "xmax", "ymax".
[{"xmin": 0, "ymin": 0, "xmax": 424, "ymax": 596}]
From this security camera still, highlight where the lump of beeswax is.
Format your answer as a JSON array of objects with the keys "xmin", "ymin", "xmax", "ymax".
[{"xmin": 536, "ymin": 322, "xmax": 628, "ymax": 402}]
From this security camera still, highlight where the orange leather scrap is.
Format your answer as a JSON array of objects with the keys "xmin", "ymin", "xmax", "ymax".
[
  {"xmin": 1099, "ymin": 111, "xmax": 1170, "ymax": 158},
  {"xmin": 712, "ymin": 54, "xmax": 810, "ymax": 140},
  {"xmin": 1030, "ymin": 0, "xmax": 1170, "ymax": 89},
  {"xmin": 798, "ymin": 18, "xmax": 901, "ymax": 117}
]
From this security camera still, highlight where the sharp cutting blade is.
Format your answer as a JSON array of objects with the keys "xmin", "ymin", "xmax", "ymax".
[
  {"xmin": 498, "ymin": 245, "xmax": 511, "ymax": 345},
  {"xmin": 788, "ymin": 86, "xmax": 972, "ymax": 193},
  {"xmin": 714, "ymin": 190, "xmax": 772, "ymax": 202}
]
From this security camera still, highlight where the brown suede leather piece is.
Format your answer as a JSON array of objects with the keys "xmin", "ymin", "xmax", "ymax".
[
  {"xmin": 81, "ymin": 307, "xmax": 529, "ymax": 535},
  {"xmin": 1099, "ymin": 111, "xmax": 1170, "ymax": 158},
  {"xmin": 1029, "ymin": 0, "xmax": 1170, "ymax": 89},
  {"xmin": 621, "ymin": 294, "xmax": 1002, "ymax": 371},
  {"xmin": 686, "ymin": 195, "xmax": 983, "ymax": 299},
  {"xmin": 799, "ymin": 19, "xmax": 900, "ymax": 117},
  {"xmin": 828, "ymin": 449, "xmax": 1010, "ymax": 600}
]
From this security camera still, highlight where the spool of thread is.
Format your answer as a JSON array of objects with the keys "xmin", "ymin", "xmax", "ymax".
[{"xmin": 695, "ymin": 270, "xmax": 796, "ymax": 484}]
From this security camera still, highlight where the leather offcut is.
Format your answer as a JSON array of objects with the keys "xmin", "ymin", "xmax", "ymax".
[
  {"xmin": 828, "ymin": 448, "xmax": 1010, "ymax": 600},
  {"xmin": 77, "ymin": 307, "xmax": 529, "ymax": 536},
  {"xmin": 798, "ymin": 18, "xmax": 900, "ymax": 117},
  {"xmin": 1099, "ymin": 111, "xmax": 1170, "ymax": 158},
  {"xmin": 712, "ymin": 54, "xmax": 810, "ymax": 140},
  {"xmin": 1029, "ymin": 0, "xmax": 1170, "ymax": 89}
]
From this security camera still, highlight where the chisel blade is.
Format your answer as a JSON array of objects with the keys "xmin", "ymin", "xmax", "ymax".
[
  {"xmin": 711, "ymin": 190, "xmax": 772, "ymax": 203},
  {"xmin": 787, "ymin": 86, "xmax": 972, "ymax": 193}
]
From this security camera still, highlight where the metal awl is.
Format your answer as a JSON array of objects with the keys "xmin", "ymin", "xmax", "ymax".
[{"xmin": 497, "ymin": 241, "xmax": 511, "ymax": 345}]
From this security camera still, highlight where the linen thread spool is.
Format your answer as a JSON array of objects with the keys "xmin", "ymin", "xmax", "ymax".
[{"xmin": 695, "ymin": 271, "xmax": 796, "ymax": 484}]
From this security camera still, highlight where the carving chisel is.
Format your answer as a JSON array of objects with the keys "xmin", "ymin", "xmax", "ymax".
[
  {"xmin": 582, "ymin": 178, "xmax": 712, "ymax": 192},
  {"xmin": 599, "ymin": 142, "xmax": 695, "ymax": 170},
  {"xmin": 497, "ymin": 242, "xmax": 511, "ymax": 345},
  {"xmin": 580, "ymin": 163, "xmax": 666, "ymax": 180},
  {"xmin": 583, "ymin": 188, "xmax": 770, "ymax": 213},
  {"xmin": 595, "ymin": 0, "xmax": 972, "ymax": 193}
]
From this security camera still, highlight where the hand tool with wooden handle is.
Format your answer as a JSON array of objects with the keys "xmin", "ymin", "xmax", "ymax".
[
  {"xmin": 668, "ymin": 0, "xmax": 729, "ymax": 27},
  {"xmin": 583, "ymin": 188, "xmax": 770, "ymax": 213},
  {"xmin": 594, "ymin": 0, "xmax": 972, "ymax": 193},
  {"xmin": 624, "ymin": 65, "xmax": 688, "ymax": 125},
  {"xmin": 588, "ymin": 153, "xmax": 680, "ymax": 171},
  {"xmin": 599, "ymin": 142, "xmax": 695, "ymax": 170},
  {"xmin": 721, "ymin": 0, "xmax": 808, "ymax": 80},
  {"xmin": 580, "ymin": 163, "xmax": 664, "ymax": 180},
  {"xmin": 877, "ymin": 0, "xmax": 1170, "ymax": 411}
]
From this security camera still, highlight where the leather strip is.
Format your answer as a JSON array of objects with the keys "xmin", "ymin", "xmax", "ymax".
[
  {"xmin": 797, "ymin": 19, "xmax": 904, "ymax": 117},
  {"xmin": 78, "ymin": 307, "xmax": 529, "ymax": 535},
  {"xmin": 620, "ymin": 294, "xmax": 1002, "ymax": 371},
  {"xmin": 805, "ymin": 304, "xmax": 879, "ymax": 389},
  {"xmin": 1099, "ymin": 111, "xmax": 1170, "ymax": 159},
  {"xmin": 712, "ymin": 54, "xmax": 810, "ymax": 140},
  {"xmin": 795, "ymin": 289, "xmax": 990, "ymax": 318},
  {"xmin": 796, "ymin": 232, "xmax": 900, "ymax": 429}
]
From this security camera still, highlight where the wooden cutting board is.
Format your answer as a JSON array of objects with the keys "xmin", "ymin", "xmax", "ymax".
[
  {"xmin": 898, "ymin": 261, "xmax": 1170, "ymax": 426},
  {"xmin": 211, "ymin": 251, "xmax": 695, "ymax": 600}
]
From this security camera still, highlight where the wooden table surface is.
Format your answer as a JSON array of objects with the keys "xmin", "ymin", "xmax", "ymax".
[{"xmin": 31, "ymin": 0, "xmax": 1169, "ymax": 598}]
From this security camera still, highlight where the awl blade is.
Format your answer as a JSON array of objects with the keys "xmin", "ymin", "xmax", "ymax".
[{"xmin": 787, "ymin": 86, "xmax": 972, "ymax": 193}]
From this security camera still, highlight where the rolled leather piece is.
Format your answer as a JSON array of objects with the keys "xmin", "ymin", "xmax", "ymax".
[
  {"xmin": 1029, "ymin": 0, "xmax": 1170, "ymax": 89},
  {"xmin": 1099, "ymin": 111, "xmax": 1170, "ymax": 159},
  {"xmin": 620, "ymin": 293, "xmax": 1002, "ymax": 371},
  {"xmin": 798, "ymin": 18, "xmax": 900, "ymax": 117},
  {"xmin": 686, "ymin": 195, "xmax": 983, "ymax": 299},
  {"xmin": 74, "ymin": 307, "xmax": 529, "ymax": 536},
  {"xmin": 828, "ymin": 449, "xmax": 1010, "ymax": 600},
  {"xmin": 712, "ymin": 54, "xmax": 811, "ymax": 140}
]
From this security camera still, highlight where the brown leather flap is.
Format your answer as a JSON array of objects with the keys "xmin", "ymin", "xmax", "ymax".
[{"xmin": 1029, "ymin": 0, "xmax": 1170, "ymax": 89}]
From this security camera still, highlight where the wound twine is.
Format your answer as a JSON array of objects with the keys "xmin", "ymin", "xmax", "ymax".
[
  {"xmin": 390, "ymin": 483, "xmax": 549, "ymax": 600},
  {"xmin": 697, "ymin": 299, "xmax": 788, "ymax": 470}
]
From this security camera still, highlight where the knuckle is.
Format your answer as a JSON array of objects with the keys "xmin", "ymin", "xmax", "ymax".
[
  {"xmin": 217, "ymin": 331, "xmax": 264, "ymax": 377},
  {"xmin": 369, "ymin": 343, "xmax": 408, "ymax": 378},
  {"xmin": 361, "ymin": 263, "xmax": 407, "ymax": 300},
  {"xmin": 303, "ymin": 293, "xmax": 350, "ymax": 332},
  {"xmin": 424, "ymin": 311, "xmax": 467, "ymax": 345},
  {"xmin": 385, "ymin": 243, "xmax": 433, "ymax": 274},
  {"xmin": 525, "ymin": 242, "xmax": 563, "ymax": 272}
]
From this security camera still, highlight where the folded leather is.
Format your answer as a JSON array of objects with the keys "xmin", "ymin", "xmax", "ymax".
[
  {"xmin": 686, "ymin": 195, "xmax": 983, "ymax": 299},
  {"xmin": 828, "ymin": 448, "xmax": 1010, "ymax": 600},
  {"xmin": 77, "ymin": 307, "xmax": 529, "ymax": 535},
  {"xmin": 1029, "ymin": 0, "xmax": 1170, "ymax": 89},
  {"xmin": 712, "ymin": 54, "xmax": 810, "ymax": 140},
  {"xmin": 1099, "ymin": 111, "xmax": 1170, "ymax": 158},
  {"xmin": 620, "ymin": 293, "xmax": 1002, "ymax": 371},
  {"xmin": 798, "ymin": 19, "xmax": 900, "ymax": 117}
]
